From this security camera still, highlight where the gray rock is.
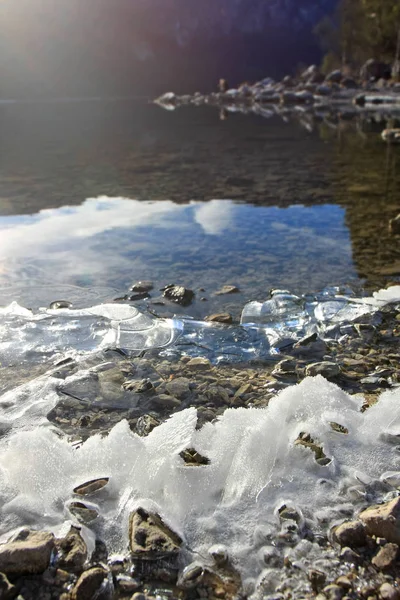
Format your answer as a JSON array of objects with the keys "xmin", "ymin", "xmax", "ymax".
[
  {"xmin": 163, "ymin": 285, "xmax": 194, "ymax": 306},
  {"xmin": 57, "ymin": 526, "xmax": 88, "ymax": 572},
  {"xmin": 291, "ymin": 333, "xmax": 327, "ymax": 357},
  {"xmin": 359, "ymin": 497, "xmax": 400, "ymax": 544},
  {"xmin": 306, "ymin": 362, "xmax": 341, "ymax": 379},
  {"xmin": 71, "ymin": 567, "xmax": 109, "ymax": 600},
  {"xmin": 371, "ymin": 542, "xmax": 398, "ymax": 570},
  {"xmin": 68, "ymin": 502, "xmax": 98, "ymax": 524},
  {"xmin": 129, "ymin": 508, "xmax": 182, "ymax": 560},
  {"xmin": 332, "ymin": 520, "xmax": 367, "ymax": 548},
  {"xmin": 0, "ymin": 529, "xmax": 55, "ymax": 575}
]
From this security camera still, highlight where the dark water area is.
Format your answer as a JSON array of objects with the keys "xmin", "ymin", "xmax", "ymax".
[{"xmin": 0, "ymin": 100, "xmax": 399, "ymax": 319}]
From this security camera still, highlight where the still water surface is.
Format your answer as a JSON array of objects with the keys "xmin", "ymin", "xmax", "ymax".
[{"xmin": 0, "ymin": 100, "xmax": 399, "ymax": 318}]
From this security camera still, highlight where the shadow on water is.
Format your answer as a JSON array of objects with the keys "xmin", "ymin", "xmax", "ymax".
[{"xmin": 0, "ymin": 99, "xmax": 399, "ymax": 313}]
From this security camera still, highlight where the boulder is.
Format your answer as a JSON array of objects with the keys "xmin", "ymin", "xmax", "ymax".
[
  {"xmin": 359, "ymin": 497, "xmax": 400, "ymax": 544},
  {"xmin": 129, "ymin": 508, "xmax": 182, "ymax": 560},
  {"xmin": 0, "ymin": 529, "xmax": 55, "ymax": 575}
]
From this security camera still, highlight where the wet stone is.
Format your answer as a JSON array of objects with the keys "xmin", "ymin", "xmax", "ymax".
[
  {"xmin": 186, "ymin": 357, "xmax": 212, "ymax": 371},
  {"xmin": 0, "ymin": 572, "xmax": 16, "ymax": 599},
  {"xmin": 152, "ymin": 394, "xmax": 181, "ymax": 409},
  {"xmin": 0, "ymin": 529, "xmax": 55, "ymax": 575},
  {"xmin": 306, "ymin": 361, "xmax": 341, "ymax": 379},
  {"xmin": 165, "ymin": 377, "xmax": 191, "ymax": 399},
  {"xmin": 122, "ymin": 378, "xmax": 154, "ymax": 393},
  {"xmin": 379, "ymin": 583, "xmax": 400, "ymax": 600},
  {"xmin": 71, "ymin": 567, "xmax": 108, "ymax": 600},
  {"xmin": 359, "ymin": 497, "xmax": 400, "ymax": 544},
  {"xmin": 205, "ymin": 313, "xmax": 233, "ymax": 324},
  {"xmin": 371, "ymin": 542, "xmax": 399, "ymax": 570},
  {"xmin": 68, "ymin": 502, "xmax": 99, "ymax": 524},
  {"xmin": 130, "ymin": 281, "xmax": 154, "ymax": 293},
  {"xmin": 332, "ymin": 520, "xmax": 367, "ymax": 548},
  {"xmin": 162, "ymin": 285, "xmax": 194, "ymax": 306},
  {"xmin": 73, "ymin": 477, "xmax": 109, "ymax": 496},
  {"xmin": 56, "ymin": 526, "xmax": 88, "ymax": 573},
  {"xmin": 129, "ymin": 508, "xmax": 182, "ymax": 560},
  {"xmin": 215, "ymin": 285, "xmax": 240, "ymax": 295}
]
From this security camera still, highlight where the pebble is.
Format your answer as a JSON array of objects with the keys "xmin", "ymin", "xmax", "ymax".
[
  {"xmin": 379, "ymin": 583, "xmax": 400, "ymax": 600},
  {"xmin": 205, "ymin": 312, "xmax": 233, "ymax": 324},
  {"xmin": 371, "ymin": 542, "xmax": 399, "ymax": 570},
  {"xmin": 215, "ymin": 285, "xmax": 240, "ymax": 295},
  {"xmin": 306, "ymin": 361, "xmax": 341, "ymax": 379},
  {"xmin": 332, "ymin": 520, "xmax": 367, "ymax": 547},
  {"xmin": 186, "ymin": 357, "xmax": 212, "ymax": 371},
  {"xmin": 130, "ymin": 281, "xmax": 154, "ymax": 293}
]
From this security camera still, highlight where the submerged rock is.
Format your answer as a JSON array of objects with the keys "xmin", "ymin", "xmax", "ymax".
[
  {"xmin": 205, "ymin": 313, "xmax": 233, "ymax": 324},
  {"xmin": 129, "ymin": 508, "xmax": 182, "ymax": 560},
  {"xmin": 0, "ymin": 529, "xmax": 55, "ymax": 575},
  {"xmin": 215, "ymin": 285, "xmax": 240, "ymax": 295},
  {"xmin": 130, "ymin": 281, "xmax": 154, "ymax": 293}
]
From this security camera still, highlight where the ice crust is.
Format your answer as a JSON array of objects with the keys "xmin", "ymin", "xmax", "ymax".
[
  {"xmin": 1, "ymin": 285, "xmax": 399, "ymax": 366},
  {"xmin": 1, "ymin": 377, "xmax": 400, "ymax": 588}
]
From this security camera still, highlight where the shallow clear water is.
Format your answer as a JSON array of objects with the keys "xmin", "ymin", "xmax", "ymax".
[{"xmin": 0, "ymin": 99, "xmax": 399, "ymax": 316}]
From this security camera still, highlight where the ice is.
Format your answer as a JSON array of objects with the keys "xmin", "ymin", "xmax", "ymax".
[{"xmin": 1, "ymin": 377, "xmax": 400, "ymax": 591}]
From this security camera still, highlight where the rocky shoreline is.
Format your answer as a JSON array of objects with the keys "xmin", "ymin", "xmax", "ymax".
[
  {"xmin": 154, "ymin": 62, "xmax": 400, "ymax": 117},
  {"xmin": 0, "ymin": 286, "xmax": 399, "ymax": 599}
]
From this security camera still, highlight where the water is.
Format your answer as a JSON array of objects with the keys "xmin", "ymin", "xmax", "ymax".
[{"xmin": 0, "ymin": 100, "xmax": 399, "ymax": 318}]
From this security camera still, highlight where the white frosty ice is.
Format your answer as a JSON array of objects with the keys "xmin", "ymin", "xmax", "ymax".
[{"xmin": 1, "ymin": 376, "xmax": 400, "ymax": 592}]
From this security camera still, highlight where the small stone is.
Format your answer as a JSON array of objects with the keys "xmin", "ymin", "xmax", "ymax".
[
  {"xmin": 389, "ymin": 215, "xmax": 400, "ymax": 235},
  {"xmin": 71, "ymin": 567, "xmax": 108, "ymax": 600},
  {"xmin": 323, "ymin": 584, "xmax": 345, "ymax": 600},
  {"xmin": 49, "ymin": 300, "xmax": 73, "ymax": 310},
  {"xmin": 73, "ymin": 478, "xmax": 109, "ymax": 496},
  {"xmin": 291, "ymin": 334, "xmax": 327, "ymax": 357},
  {"xmin": 163, "ymin": 285, "xmax": 194, "ymax": 306},
  {"xmin": 235, "ymin": 383, "xmax": 253, "ymax": 397},
  {"xmin": 215, "ymin": 285, "xmax": 240, "ymax": 295},
  {"xmin": 359, "ymin": 497, "xmax": 400, "ymax": 544},
  {"xmin": 186, "ymin": 357, "xmax": 212, "ymax": 371},
  {"xmin": 122, "ymin": 378, "xmax": 154, "ymax": 393},
  {"xmin": 336, "ymin": 576, "xmax": 352, "ymax": 590},
  {"xmin": 306, "ymin": 362, "xmax": 341, "ymax": 379},
  {"xmin": 308, "ymin": 568, "xmax": 326, "ymax": 592},
  {"xmin": 332, "ymin": 520, "xmax": 367, "ymax": 547},
  {"xmin": 130, "ymin": 281, "xmax": 153, "ymax": 293},
  {"xmin": 379, "ymin": 583, "xmax": 400, "ymax": 600},
  {"xmin": 339, "ymin": 546, "xmax": 362, "ymax": 564},
  {"xmin": 0, "ymin": 529, "xmax": 55, "ymax": 575},
  {"xmin": 68, "ymin": 502, "xmax": 98, "ymax": 524},
  {"xmin": 129, "ymin": 508, "xmax": 182, "ymax": 560},
  {"xmin": 116, "ymin": 574, "xmax": 141, "ymax": 593},
  {"xmin": 57, "ymin": 526, "xmax": 88, "ymax": 572},
  {"xmin": 165, "ymin": 378, "xmax": 191, "ymax": 399},
  {"xmin": 153, "ymin": 394, "xmax": 181, "ymax": 409},
  {"xmin": 372, "ymin": 542, "xmax": 398, "ymax": 570},
  {"xmin": 205, "ymin": 313, "xmax": 233, "ymax": 324},
  {"xmin": 128, "ymin": 292, "xmax": 150, "ymax": 301}
]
